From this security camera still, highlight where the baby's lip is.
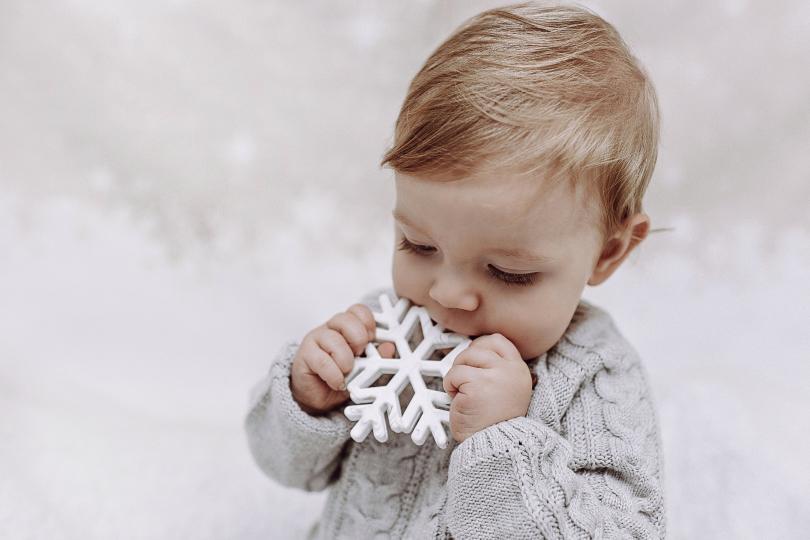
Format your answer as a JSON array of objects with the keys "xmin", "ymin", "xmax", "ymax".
[{"xmin": 432, "ymin": 315, "xmax": 479, "ymax": 338}]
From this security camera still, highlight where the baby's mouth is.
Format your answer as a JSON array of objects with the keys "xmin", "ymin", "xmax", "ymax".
[
  {"xmin": 430, "ymin": 314, "xmax": 479, "ymax": 338},
  {"xmin": 430, "ymin": 315, "xmax": 453, "ymax": 332}
]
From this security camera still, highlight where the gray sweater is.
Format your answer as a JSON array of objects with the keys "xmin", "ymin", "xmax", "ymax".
[{"xmin": 245, "ymin": 286, "xmax": 666, "ymax": 539}]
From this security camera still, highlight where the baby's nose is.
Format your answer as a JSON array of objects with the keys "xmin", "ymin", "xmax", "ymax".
[{"xmin": 428, "ymin": 281, "xmax": 478, "ymax": 312}]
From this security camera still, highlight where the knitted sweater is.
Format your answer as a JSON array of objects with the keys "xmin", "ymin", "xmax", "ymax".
[{"xmin": 245, "ymin": 286, "xmax": 666, "ymax": 539}]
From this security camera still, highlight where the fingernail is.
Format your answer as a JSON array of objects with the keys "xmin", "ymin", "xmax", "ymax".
[{"xmin": 339, "ymin": 382, "xmax": 346, "ymax": 391}]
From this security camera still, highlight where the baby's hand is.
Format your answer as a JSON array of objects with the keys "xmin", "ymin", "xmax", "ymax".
[
  {"xmin": 443, "ymin": 333, "xmax": 533, "ymax": 443},
  {"xmin": 290, "ymin": 303, "xmax": 395, "ymax": 415}
]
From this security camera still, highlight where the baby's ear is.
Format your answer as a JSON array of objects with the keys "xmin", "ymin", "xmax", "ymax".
[{"xmin": 587, "ymin": 213, "xmax": 650, "ymax": 286}]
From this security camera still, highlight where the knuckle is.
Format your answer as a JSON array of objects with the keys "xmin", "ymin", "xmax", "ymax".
[
  {"xmin": 326, "ymin": 312, "xmax": 348, "ymax": 329},
  {"xmin": 347, "ymin": 321, "xmax": 370, "ymax": 344},
  {"xmin": 313, "ymin": 324, "xmax": 336, "ymax": 343},
  {"xmin": 336, "ymin": 310, "xmax": 372, "ymax": 346},
  {"xmin": 304, "ymin": 324, "xmax": 326, "ymax": 342},
  {"xmin": 330, "ymin": 336, "xmax": 355, "ymax": 363},
  {"xmin": 310, "ymin": 352, "xmax": 331, "ymax": 372},
  {"xmin": 335, "ymin": 354, "xmax": 355, "ymax": 375},
  {"xmin": 348, "ymin": 303, "xmax": 371, "ymax": 317},
  {"xmin": 320, "ymin": 327, "xmax": 343, "ymax": 347},
  {"xmin": 347, "ymin": 304, "xmax": 375, "ymax": 334},
  {"xmin": 313, "ymin": 349, "xmax": 333, "ymax": 368},
  {"xmin": 346, "ymin": 304, "xmax": 369, "ymax": 322}
]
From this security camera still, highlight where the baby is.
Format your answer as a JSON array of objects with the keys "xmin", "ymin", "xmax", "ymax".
[{"xmin": 246, "ymin": 2, "xmax": 665, "ymax": 538}]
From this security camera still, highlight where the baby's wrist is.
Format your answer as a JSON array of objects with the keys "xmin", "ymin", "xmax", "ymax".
[
  {"xmin": 298, "ymin": 402, "xmax": 327, "ymax": 416},
  {"xmin": 289, "ymin": 379, "xmax": 323, "ymax": 415},
  {"xmin": 289, "ymin": 378, "xmax": 343, "ymax": 416}
]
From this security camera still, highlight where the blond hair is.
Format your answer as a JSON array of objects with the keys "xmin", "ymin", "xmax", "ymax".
[{"xmin": 380, "ymin": 1, "xmax": 660, "ymax": 239}]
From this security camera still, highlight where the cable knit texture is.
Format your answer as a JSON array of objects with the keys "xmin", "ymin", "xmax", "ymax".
[{"xmin": 245, "ymin": 286, "xmax": 666, "ymax": 539}]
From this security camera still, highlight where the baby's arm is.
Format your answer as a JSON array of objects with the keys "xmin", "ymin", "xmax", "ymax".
[
  {"xmin": 443, "ymin": 341, "xmax": 665, "ymax": 539},
  {"xmin": 243, "ymin": 338, "xmax": 352, "ymax": 491},
  {"xmin": 244, "ymin": 287, "xmax": 390, "ymax": 491}
]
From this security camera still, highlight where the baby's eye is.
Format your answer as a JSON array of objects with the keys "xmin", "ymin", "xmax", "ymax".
[
  {"xmin": 487, "ymin": 265, "xmax": 539, "ymax": 287},
  {"xmin": 397, "ymin": 237, "xmax": 436, "ymax": 255},
  {"xmin": 398, "ymin": 237, "xmax": 539, "ymax": 287}
]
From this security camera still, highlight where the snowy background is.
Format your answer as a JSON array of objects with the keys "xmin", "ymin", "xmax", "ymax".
[{"xmin": 2, "ymin": 0, "xmax": 809, "ymax": 538}]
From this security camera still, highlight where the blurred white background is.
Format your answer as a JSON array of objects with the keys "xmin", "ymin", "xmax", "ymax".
[{"xmin": 2, "ymin": 1, "xmax": 809, "ymax": 538}]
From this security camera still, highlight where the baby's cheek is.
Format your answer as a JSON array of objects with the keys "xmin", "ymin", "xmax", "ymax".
[
  {"xmin": 392, "ymin": 254, "xmax": 426, "ymax": 302},
  {"xmin": 512, "ymin": 323, "xmax": 561, "ymax": 361}
]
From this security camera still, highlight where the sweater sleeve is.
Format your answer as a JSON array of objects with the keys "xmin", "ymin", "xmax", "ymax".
[
  {"xmin": 243, "ymin": 285, "xmax": 395, "ymax": 492},
  {"xmin": 444, "ymin": 331, "xmax": 666, "ymax": 539},
  {"xmin": 243, "ymin": 338, "xmax": 354, "ymax": 491}
]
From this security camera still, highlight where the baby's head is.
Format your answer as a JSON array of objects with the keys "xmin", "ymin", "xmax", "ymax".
[{"xmin": 381, "ymin": 2, "xmax": 659, "ymax": 360}]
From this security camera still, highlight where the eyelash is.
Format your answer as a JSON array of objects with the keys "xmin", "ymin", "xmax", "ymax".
[{"xmin": 397, "ymin": 237, "xmax": 539, "ymax": 287}]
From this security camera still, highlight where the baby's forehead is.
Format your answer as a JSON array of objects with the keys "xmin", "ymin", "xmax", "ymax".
[
  {"xmin": 447, "ymin": 165, "xmax": 598, "ymax": 220},
  {"xmin": 396, "ymin": 166, "xmax": 601, "ymax": 239}
]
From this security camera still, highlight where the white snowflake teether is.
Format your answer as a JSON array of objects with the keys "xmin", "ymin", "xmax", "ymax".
[{"xmin": 343, "ymin": 293, "xmax": 472, "ymax": 449}]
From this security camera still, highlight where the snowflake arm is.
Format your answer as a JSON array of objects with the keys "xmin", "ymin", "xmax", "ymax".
[{"xmin": 343, "ymin": 293, "xmax": 471, "ymax": 449}]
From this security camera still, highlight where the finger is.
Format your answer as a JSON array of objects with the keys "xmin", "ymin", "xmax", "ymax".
[
  {"xmin": 377, "ymin": 342, "xmax": 396, "ymax": 358},
  {"xmin": 453, "ymin": 347, "xmax": 499, "ymax": 369},
  {"xmin": 346, "ymin": 303, "xmax": 377, "ymax": 342},
  {"xmin": 443, "ymin": 364, "xmax": 481, "ymax": 397},
  {"xmin": 327, "ymin": 311, "xmax": 370, "ymax": 356},
  {"xmin": 469, "ymin": 333, "xmax": 521, "ymax": 361},
  {"xmin": 305, "ymin": 347, "xmax": 346, "ymax": 391},
  {"xmin": 315, "ymin": 328, "xmax": 356, "ymax": 375}
]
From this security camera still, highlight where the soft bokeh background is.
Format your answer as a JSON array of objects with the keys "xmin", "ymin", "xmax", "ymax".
[{"xmin": 2, "ymin": 1, "xmax": 809, "ymax": 538}]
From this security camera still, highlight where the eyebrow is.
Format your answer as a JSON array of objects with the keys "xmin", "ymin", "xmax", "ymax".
[{"xmin": 392, "ymin": 210, "xmax": 556, "ymax": 264}]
